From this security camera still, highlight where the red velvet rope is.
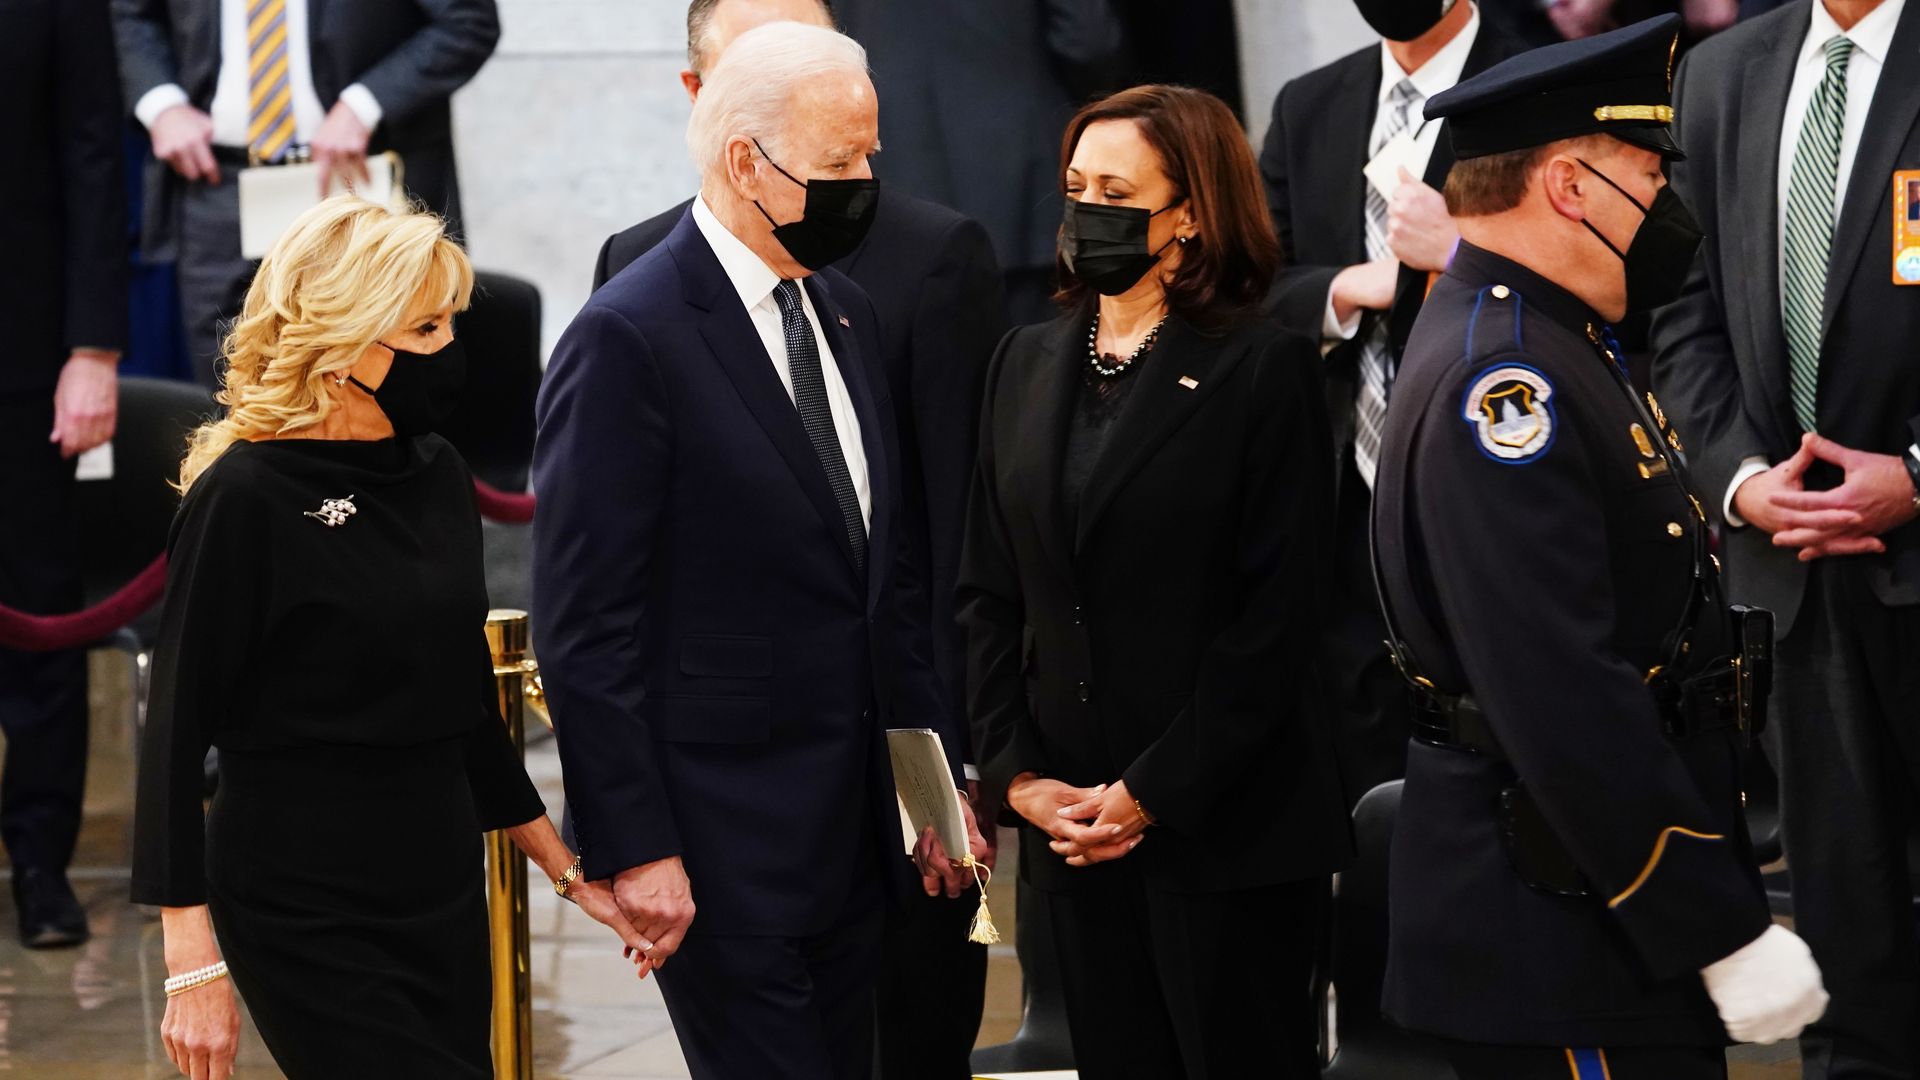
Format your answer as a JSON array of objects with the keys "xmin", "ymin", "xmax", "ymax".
[
  {"xmin": 0, "ymin": 480, "xmax": 538, "ymax": 654},
  {"xmin": 0, "ymin": 556, "xmax": 168, "ymax": 653},
  {"xmin": 472, "ymin": 478, "xmax": 536, "ymax": 525}
]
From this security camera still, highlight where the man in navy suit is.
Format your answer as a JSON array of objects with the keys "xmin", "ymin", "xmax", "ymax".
[
  {"xmin": 532, "ymin": 21, "xmax": 983, "ymax": 1079},
  {"xmin": 590, "ymin": 4, "xmax": 1010, "ymax": 1077}
]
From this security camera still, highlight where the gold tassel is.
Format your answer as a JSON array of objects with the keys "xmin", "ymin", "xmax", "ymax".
[{"xmin": 962, "ymin": 856, "xmax": 1000, "ymax": 945}]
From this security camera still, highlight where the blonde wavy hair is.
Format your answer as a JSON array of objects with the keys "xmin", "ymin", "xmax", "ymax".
[{"xmin": 177, "ymin": 195, "xmax": 475, "ymax": 491}]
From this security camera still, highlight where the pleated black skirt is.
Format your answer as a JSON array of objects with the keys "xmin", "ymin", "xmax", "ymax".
[{"xmin": 205, "ymin": 740, "xmax": 493, "ymax": 1079}]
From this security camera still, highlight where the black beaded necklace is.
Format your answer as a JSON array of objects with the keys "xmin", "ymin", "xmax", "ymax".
[{"xmin": 1087, "ymin": 311, "xmax": 1169, "ymax": 377}]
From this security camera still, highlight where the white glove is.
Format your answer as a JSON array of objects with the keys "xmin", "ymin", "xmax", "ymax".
[{"xmin": 1699, "ymin": 924, "xmax": 1829, "ymax": 1044}]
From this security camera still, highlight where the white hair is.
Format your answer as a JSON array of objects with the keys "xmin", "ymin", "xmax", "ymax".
[{"xmin": 685, "ymin": 21, "xmax": 869, "ymax": 177}]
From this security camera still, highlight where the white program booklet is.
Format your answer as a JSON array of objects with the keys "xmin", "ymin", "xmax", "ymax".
[
  {"xmin": 886, "ymin": 728, "xmax": 967, "ymax": 858},
  {"xmin": 238, "ymin": 152, "xmax": 406, "ymax": 258}
]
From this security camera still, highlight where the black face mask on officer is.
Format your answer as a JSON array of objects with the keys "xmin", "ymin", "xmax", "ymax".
[
  {"xmin": 1060, "ymin": 196, "xmax": 1186, "ymax": 296},
  {"xmin": 1354, "ymin": 0, "xmax": 1456, "ymax": 41},
  {"xmin": 750, "ymin": 138, "xmax": 880, "ymax": 271},
  {"xmin": 348, "ymin": 337, "xmax": 466, "ymax": 438},
  {"xmin": 1575, "ymin": 159, "xmax": 1704, "ymax": 316}
]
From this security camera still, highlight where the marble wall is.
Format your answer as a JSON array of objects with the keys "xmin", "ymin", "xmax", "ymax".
[{"xmin": 450, "ymin": 0, "xmax": 1378, "ymax": 358}]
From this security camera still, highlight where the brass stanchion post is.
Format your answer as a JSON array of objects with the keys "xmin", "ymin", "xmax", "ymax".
[{"xmin": 485, "ymin": 609, "xmax": 536, "ymax": 1080}]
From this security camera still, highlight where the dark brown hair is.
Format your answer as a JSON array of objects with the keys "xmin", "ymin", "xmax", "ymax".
[
  {"xmin": 1054, "ymin": 85, "xmax": 1280, "ymax": 329},
  {"xmin": 1444, "ymin": 135, "xmax": 1612, "ymax": 217}
]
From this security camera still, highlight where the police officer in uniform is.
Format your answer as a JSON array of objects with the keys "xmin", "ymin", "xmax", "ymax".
[{"xmin": 1372, "ymin": 17, "xmax": 1829, "ymax": 1078}]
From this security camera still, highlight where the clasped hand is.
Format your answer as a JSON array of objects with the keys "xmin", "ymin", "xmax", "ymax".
[
  {"xmin": 1007, "ymin": 775, "xmax": 1148, "ymax": 868},
  {"xmin": 1738, "ymin": 432, "xmax": 1918, "ymax": 560},
  {"xmin": 609, "ymin": 856, "xmax": 697, "ymax": 979}
]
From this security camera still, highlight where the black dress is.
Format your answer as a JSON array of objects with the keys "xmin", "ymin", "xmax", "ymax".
[{"xmin": 132, "ymin": 435, "xmax": 546, "ymax": 1079}]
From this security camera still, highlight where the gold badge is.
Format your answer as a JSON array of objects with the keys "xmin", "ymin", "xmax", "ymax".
[
  {"xmin": 1645, "ymin": 392, "xmax": 1668, "ymax": 429},
  {"xmin": 1630, "ymin": 423, "xmax": 1657, "ymax": 458}
]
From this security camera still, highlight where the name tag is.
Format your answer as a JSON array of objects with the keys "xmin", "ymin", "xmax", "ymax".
[{"xmin": 1893, "ymin": 169, "xmax": 1920, "ymax": 285}]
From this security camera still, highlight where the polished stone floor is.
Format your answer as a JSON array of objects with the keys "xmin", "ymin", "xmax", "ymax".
[{"xmin": 0, "ymin": 649, "xmax": 1794, "ymax": 1078}]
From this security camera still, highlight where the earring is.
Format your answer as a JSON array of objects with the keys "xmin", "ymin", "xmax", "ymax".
[
  {"xmin": 334, "ymin": 372, "xmax": 348, "ymax": 386},
  {"xmin": 1178, "ymin": 235, "xmax": 1190, "ymax": 245}
]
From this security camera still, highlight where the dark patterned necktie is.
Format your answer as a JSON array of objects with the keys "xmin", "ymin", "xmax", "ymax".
[
  {"xmin": 773, "ymin": 280, "xmax": 867, "ymax": 572},
  {"xmin": 1355, "ymin": 78, "xmax": 1421, "ymax": 487}
]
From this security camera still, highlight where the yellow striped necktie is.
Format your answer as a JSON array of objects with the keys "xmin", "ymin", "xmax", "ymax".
[{"xmin": 246, "ymin": 0, "xmax": 295, "ymax": 163}]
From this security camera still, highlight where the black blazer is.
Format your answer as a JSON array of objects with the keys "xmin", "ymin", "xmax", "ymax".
[
  {"xmin": 594, "ymin": 190, "xmax": 1009, "ymax": 760},
  {"xmin": 2, "ymin": 0, "xmax": 128, "ymax": 392},
  {"xmin": 960, "ymin": 312, "xmax": 1353, "ymax": 894},
  {"xmin": 533, "ymin": 209, "xmax": 947, "ymax": 935},
  {"xmin": 833, "ymin": 0, "xmax": 1125, "ymax": 273},
  {"xmin": 1651, "ymin": 0, "xmax": 1920, "ymax": 634},
  {"xmin": 111, "ymin": 0, "xmax": 498, "ymax": 253},
  {"xmin": 1259, "ymin": 25, "xmax": 1525, "ymax": 473}
]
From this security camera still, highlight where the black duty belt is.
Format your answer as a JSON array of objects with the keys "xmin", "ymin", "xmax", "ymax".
[{"xmin": 1411, "ymin": 657, "xmax": 1762, "ymax": 761}]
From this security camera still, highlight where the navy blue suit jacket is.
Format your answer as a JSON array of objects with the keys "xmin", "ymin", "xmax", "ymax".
[{"xmin": 533, "ymin": 208, "xmax": 947, "ymax": 936}]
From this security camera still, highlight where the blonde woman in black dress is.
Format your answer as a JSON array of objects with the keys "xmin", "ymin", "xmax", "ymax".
[{"xmin": 133, "ymin": 198, "xmax": 650, "ymax": 1080}]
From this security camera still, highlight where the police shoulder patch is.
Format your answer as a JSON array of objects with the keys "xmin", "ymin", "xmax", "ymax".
[{"xmin": 1461, "ymin": 363, "xmax": 1556, "ymax": 464}]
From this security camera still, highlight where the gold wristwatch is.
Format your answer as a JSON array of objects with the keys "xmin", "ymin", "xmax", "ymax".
[{"xmin": 554, "ymin": 855, "xmax": 583, "ymax": 901}]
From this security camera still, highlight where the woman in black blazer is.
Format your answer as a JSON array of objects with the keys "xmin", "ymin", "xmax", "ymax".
[{"xmin": 960, "ymin": 85, "xmax": 1353, "ymax": 1079}]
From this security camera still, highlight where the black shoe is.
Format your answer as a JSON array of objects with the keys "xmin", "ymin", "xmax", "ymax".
[{"xmin": 13, "ymin": 868, "xmax": 89, "ymax": 949}]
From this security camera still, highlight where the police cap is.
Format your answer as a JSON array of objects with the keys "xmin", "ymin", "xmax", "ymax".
[{"xmin": 1424, "ymin": 15, "xmax": 1685, "ymax": 161}]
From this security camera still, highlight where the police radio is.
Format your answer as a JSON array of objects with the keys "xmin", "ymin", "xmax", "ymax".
[{"xmin": 1731, "ymin": 604, "xmax": 1774, "ymax": 743}]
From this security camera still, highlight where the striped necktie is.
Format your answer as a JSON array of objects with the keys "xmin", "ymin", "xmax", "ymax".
[
  {"xmin": 773, "ymin": 280, "xmax": 868, "ymax": 572},
  {"xmin": 1782, "ymin": 35, "xmax": 1853, "ymax": 432},
  {"xmin": 247, "ymin": 0, "xmax": 296, "ymax": 163},
  {"xmin": 1355, "ymin": 78, "xmax": 1421, "ymax": 487}
]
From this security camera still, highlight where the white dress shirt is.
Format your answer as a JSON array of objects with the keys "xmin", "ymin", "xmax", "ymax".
[
  {"xmin": 1323, "ymin": 1, "xmax": 1483, "ymax": 342},
  {"xmin": 691, "ymin": 195, "xmax": 872, "ymax": 531},
  {"xmin": 1724, "ymin": 0, "xmax": 1905, "ymax": 524},
  {"xmin": 132, "ymin": 0, "xmax": 383, "ymax": 144}
]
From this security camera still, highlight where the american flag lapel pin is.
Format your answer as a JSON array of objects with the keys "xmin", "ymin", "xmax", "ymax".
[
  {"xmin": 1178, "ymin": 376, "xmax": 1199, "ymax": 390},
  {"xmin": 838, "ymin": 314, "xmax": 851, "ymax": 328}
]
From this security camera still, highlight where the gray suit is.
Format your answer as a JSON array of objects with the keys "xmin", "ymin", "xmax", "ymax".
[
  {"xmin": 111, "ymin": 0, "xmax": 498, "ymax": 382},
  {"xmin": 1651, "ymin": 2, "xmax": 1920, "ymax": 1074}
]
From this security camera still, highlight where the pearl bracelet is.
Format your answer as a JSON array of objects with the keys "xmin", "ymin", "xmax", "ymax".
[{"xmin": 164, "ymin": 961, "xmax": 230, "ymax": 997}]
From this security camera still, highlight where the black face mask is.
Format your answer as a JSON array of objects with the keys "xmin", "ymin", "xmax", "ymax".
[
  {"xmin": 1060, "ymin": 197, "xmax": 1185, "ymax": 296},
  {"xmin": 1576, "ymin": 159, "xmax": 1704, "ymax": 316},
  {"xmin": 751, "ymin": 139, "xmax": 880, "ymax": 271},
  {"xmin": 348, "ymin": 337, "xmax": 466, "ymax": 437},
  {"xmin": 1354, "ymin": 0, "xmax": 1453, "ymax": 41}
]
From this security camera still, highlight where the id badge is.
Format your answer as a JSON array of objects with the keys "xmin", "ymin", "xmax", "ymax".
[{"xmin": 1893, "ymin": 169, "xmax": 1920, "ymax": 285}]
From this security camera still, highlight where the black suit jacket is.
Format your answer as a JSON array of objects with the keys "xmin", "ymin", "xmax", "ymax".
[
  {"xmin": 111, "ymin": 0, "xmax": 498, "ymax": 253},
  {"xmin": 833, "ymin": 0, "xmax": 1125, "ymax": 273},
  {"xmin": 534, "ymin": 209, "xmax": 946, "ymax": 934},
  {"xmin": 2, "ymin": 0, "xmax": 129, "ymax": 392},
  {"xmin": 1651, "ymin": 0, "xmax": 1920, "ymax": 634},
  {"xmin": 594, "ymin": 191, "xmax": 1009, "ymax": 765},
  {"xmin": 960, "ymin": 313, "xmax": 1353, "ymax": 894},
  {"xmin": 1260, "ymin": 24, "xmax": 1526, "ymax": 478}
]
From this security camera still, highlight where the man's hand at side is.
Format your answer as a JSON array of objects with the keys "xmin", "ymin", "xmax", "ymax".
[
  {"xmin": 151, "ymin": 105, "xmax": 220, "ymax": 184},
  {"xmin": 312, "ymin": 101, "xmax": 371, "ymax": 196},
  {"xmin": 612, "ymin": 856, "xmax": 695, "ymax": 968},
  {"xmin": 51, "ymin": 351, "xmax": 118, "ymax": 458}
]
